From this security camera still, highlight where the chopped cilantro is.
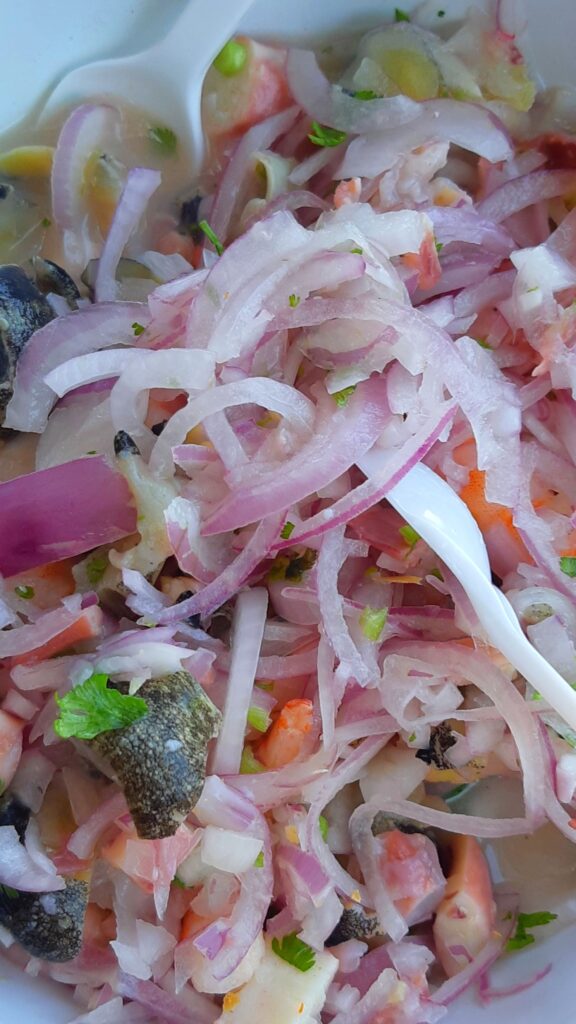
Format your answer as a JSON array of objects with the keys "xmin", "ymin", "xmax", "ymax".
[
  {"xmin": 395, "ymin": 7, "xmax": 411, "ymax": 21},
  {"xmin": 288, "ymin": 293, "xmax": 301, "ymax": 308},
  {"xmin": 268, "ymin": 548, "xmax": 318, "ymax": 583},
  {"xmin": 560, "ymin": 556, "xmax": 576, "ymax": 578},
  {"xmin": 319, "ymin": 815, "xmax": 329, "ymax": 842},
  {"xmin": 247, "ymin": 706, "xmax": 271, "ymax": 733},
  {"xmin": 437, "ymin": 8, "xmax": 445, "ymax": 15},
  {"xmin": 474, "ymin": 336, "xmax": 492, "ymax": 350},
  {"xmin": 199, "ymin": 219, "xmax": 224, "ymax": 256},
  {"xmin": 399, "ymin": 524, "xmax": 420, "ymax": 548},
  {"xmin": 408, "ymin": 732, "xmax": 416, "ymax": 743},
  {"xmin": 148, "ymin": 125, "xmax": 178, "ymax": 154},
  {"xmin": 172, "ymin": 876, "xmax": 187, "ymax": 889},
  {"xmin": 429, "ymin": 567, "xmax": 444, "ymax": 581},
  {"xmin": 281, "ymin": 521, "xmax": 295, "ymax": 540},
  {"xmin": 14, "ymin": 584, "xmax": 34, "ymax": 600},
  {"xmin": 350, "ymin": 246, "xmax": 363, "ymax": 254},
  {"xmin": 54, "ymin": 673, "xmax": 148, "ymax": 740},
  {"xmin": 254, "ymin": 851, "xmax": 264, "ymax": 868},
  {"xmin": 132, "ymin": 321, "xmax": 145, "ymax": 336},
  {"xmin": 85, "ymin": 553, "xmax": 108, "ymax": 585},
  {"xmin": 530, "ymin": 689, "xmax": 542, "ymax": 701},
  {"xmin": 353, "ymin": 89, "xmax": 378, "ymax": 100},
  {"xmin": 360, "ymin": 606, "xmax": 388, "ymax": 642},
  {"xmin": 506, "ymin": 911, "xmax": 557, "ymax": 952},
  {"xmin": 435, "ymin": 240, "xmax": 444, "ymax": 253},
  {"xmin": 213, "ymin": 39, "xmax": 248, "ymax": 77},
  {"xmin": 271, "ymin": 932, "xmax": 316, "ymax": 972},
  {"xmin": 308, "ymin": 122, "xmax": 347, "ymax": 148},
  {"xmin": 41, "ymin": 216, "xmax": 52, "ymax": 229},
  {"xmin": 332, "ymin": 385, "xmax": 356, "ymax": 407}
]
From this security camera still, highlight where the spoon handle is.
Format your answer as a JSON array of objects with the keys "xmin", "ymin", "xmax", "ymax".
[{"xmin": 152, "ymin": 0, "xmax": 256, "ymax": 72}]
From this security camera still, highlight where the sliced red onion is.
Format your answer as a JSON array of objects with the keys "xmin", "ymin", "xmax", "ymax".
[
  {"xmin": 44, "ymin": 349, "xmax": 143, "ymax": 398},
  {"xmin": 338, "ymin": 100, "xmax": 512, "ymax": 179},
  {"xmin": 67, "ymin": 790, "xmax": 129, "ymax": 859},
  {"xmin": 212, "ymin": 588, "xmax": 268, "ymax": 775},
  {"xmin": 5, "ymin": 302, "xmax": 149, "ymax": 433},
  {"xmin": 95, "ymin": 167, "xmax": 161, "ymax": 302},
  {"xmin": 478, "ymin": 963, "xmax": 553, "ymax": 1003},
  {"xmin": 317, "ymin": 528, "xmax": 373, "ymax": 687},
  {"xmin": 210, "ymin": 105, "xmax": 299, "ymax": 243},
  {"xmin": 11, "ymin": 750, "xmax": 55, "ymax": 813},
  {"xmin": 0, "ymin": 825, "xmax": 64, "ymax": 892},
  {"xmin": 202, "ymin": 376, "xmax": 392, "ymax": 535},
  {"xmin": 426, "ymin": 206, "xmax": 515, "ymax": 254},
  {"xmin": 453, "ymin": 269, "xmax": 516, "ymax": 317},
  {"xmin": 286, "ymin": 48, "xmax": 421, "ymax": 133},
  {"xmin": 477, "ymin": 169, "xmax": 576, "ymax": 223},
  {"xmin": 156, "ymin": 512, "xmax": 283, "ymax": 624},
  {"xmin": 116, "ymin": 974, "xmax": 201, "ymax": 1024},
  {"xmin": 51, "ymin": 103, "xmax": 120, "ymax": 268},
  {"xmin": 0, "ymin": 456, "xmax": 135, "ymax": 577}
]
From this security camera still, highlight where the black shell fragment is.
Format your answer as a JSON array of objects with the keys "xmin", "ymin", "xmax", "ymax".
[
  {"xmin": 415, "ymin": 722, "xmax": 456, "ymax": 769},
  {"xmin": 327, "ymin": 905, "xmax": 383, "ymax": 944},
  {"xmin": 0, "ymin": 792, "xmax": 30, "ymax": 839},
  {"xmin": 91, "ymin": 671, "xmax": 222, "ymax": 839},
  {"xmin": 0, "ymin": 878, "xmax": 88, "ymax": 962},
  {"xmin": 114, "ymin": 429, "xmax": 140, "ymax": 457},
  {"xmin": 32, "ymin": 257, "xmax": 80, "ymax": 309},
  {"xmin": 0, "ymin": 264, "xmax": 53, "ymax": 421}
]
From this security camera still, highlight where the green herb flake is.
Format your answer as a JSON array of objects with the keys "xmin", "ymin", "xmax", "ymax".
[
  {"xmin": 399, "ymin": 524, "xmax": 420, "ymax": 548},
  {"xmin": 560, "ymin": 556, "xmax": 576, "ymax": 578},
  {"xmin": 319, "ymin": 815, "xmax": 329, "ymax": 842},
  {"xmin": 41, "ymin": 217, "xmax": 52, "ymax": 229},
  {"xmin": 445, "ymin": 782, "xmax": 473, "ymax": 802},
  {"xmin": 254, "ymin": 851, "xmax": 265, "ymax": 868},
  {"xmin": 332, "ymin": 385, "xmax": 357, "ymax": 407},
  {"xmin": 240, "ymin": 745, "xmax": 266, "ymax": 774},
  {"xmin": 530, "ymin": 690, "xmax": 542, "ymax": 702},
  {"xmin": 148, "ymin": 125, "xmax": 178, "ymax": 155},
  {"xmin": 350, "ymin": 246, "xmax": 364, "ymax": 255},
  {"xmin": 408, "ymin": 732, "xmax": 416, "ymax": 743},
  {"xmin": 14, "ymin": 584, "xmax": 34, "ymax": 600},
  {"xmin": 437, "ymin": 9, "xmax": 446, "ymax": 15},
  {"xmin": 360, "ymin": 606, "xmax": 388, "ymax": 642},
  {"xmin": 429, "ymin": 567, "xmax": 444, "ymax": 581},
  {"xmin": 395, "ymin": 7, "xmax": 411, "ymax": 21},
  {"xmin": 172, "ymin": 876, "xmax": 187, "ymax": 889},
  {"xmin": 271, "ymin": 932, "xmax": 316, "ymax": 972},
  {"xmin": 435, "ymin": 240, "xmax": 444, "ymax": 253},
  {"xmin": 132, "ymin": 322, "xmax": 145, "ymax": 336},
  {"xmin": 308, "ymin": 122, "xmax": 347, "ymax": 148},
  {"xmin": 199, "ymin": 219, "xmax": 224, "ymax": 256},
  {"xmin": 247, "ymin": 706, "xmax": 271, "ymax": 733},
  {"xmin": 474, "ymin": 336, "xmax": 492, "ymax": 350},
  {"xmin": 506, "ymin": 911, "xmax": 557, "ymax": 952},
  {"xmin": 213, "ymin": 39, "xmax": 248, "ymax": 77},
  {"xmin": 288, "ymin": 293, "xmax": 301, "ymax": 308},
  {"xmin": 85, "ymin": 553, "xmax": 108, "ymax": 586},
  {"xmin": 54, "ymin": 673, "xmax": 148, "ymax": 741},
  {"xmin": 353, "ymin": 89, "xmax": 378, "ymax": 100},
  {"xmin": 281, "ymin": 521, "xmax": 295, "ymax": 540}
]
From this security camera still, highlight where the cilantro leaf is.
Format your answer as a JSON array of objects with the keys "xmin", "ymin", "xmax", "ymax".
[
  {"xmin": 54, "ymin": 673, "xmax": 148, "ymax": 740},
  {"xmin": 14, "ymin": 584, "xmax": 34, "ymax": 600},
  {"xmin": 332, "ymin": 385, "xmax": 356, "ymax": 407},
  {"xmin": 319, "ymin": 815, "xmax": 329, "ymax": 842},
  {"xmin": 199, "ymin": 219, "xmax": 224, "ymax": 256},
  {"xmin": 506, "ymin": 910, "xmax": 557, "ymax": 952},
  {"xmin": 288, "ymin": 293, "xmax": 300, "ymax": 308},
  {"xmin": 148, "ymin": 125, "xmax": 178, "ymax": 154},
  {"xmin": 353, "ymin": 89, "xmax": 378, "ymax": 100},
  {"xmin": 308, "ymin": 122, "xmax": 347, "ymax": 148},
  {"xmin": 560, "ymin": 556, "xmax": 576, "ymax": 578},
  {"xmin": 254, "ymin": 851, "xmax": 264, "ymax": 868},
  {"xmin": 132, "ymin": 322, "xmax": 145, "ymax": 336},
  {"xmin": 281, "ymin": 521, "xmax": 295, "ymax": 540},
  {"xmin": 360, "ymin": 606, "xmax": 388, "ymax": 642},
  {"xmin": 85, "ymin": 553, "xmax": 108, "ymax": 585},
  {"xmin": 395, "ymin": 7, "xmax": 411, "ymax": 21},
  {"xmin": 271, "ymin": 932, "xmax": 316, "ymax": 972}
]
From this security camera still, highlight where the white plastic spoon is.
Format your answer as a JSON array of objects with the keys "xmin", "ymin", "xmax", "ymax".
[
  {"xmin": 387, "ymin": 462, "xmax": 576, "ymax": 731},
  {"xmin": 38, "ymin": 0, "xmax": 255, "ymax": 167}
]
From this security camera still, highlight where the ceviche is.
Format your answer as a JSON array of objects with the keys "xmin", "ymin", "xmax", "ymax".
[{"xmin": 1, "ymin": 2, "xmax": 576, "ymax": 1022}]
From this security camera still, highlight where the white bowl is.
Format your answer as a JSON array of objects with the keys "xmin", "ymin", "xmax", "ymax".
[{"xmin": 1, "ymin": 1, "xmax": 576, "ymax": 1020}]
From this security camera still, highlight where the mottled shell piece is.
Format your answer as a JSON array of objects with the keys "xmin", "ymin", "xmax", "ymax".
[
  {"xmin": 91, "ymin": 671, "xmax": 222, "ymax": 840},
  {"xmin": 0, "ymin": 878, "xmax": 89, "ymax": 962},
  {"xmin": 0, "ymin": 264, "xmax": 53, "ymax": 420},
  {"xmin": 327, "ymin": 905, "xmax": 383, "ymax": 945}
]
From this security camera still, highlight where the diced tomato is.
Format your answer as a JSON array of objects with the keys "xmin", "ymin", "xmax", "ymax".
[
  {"xmin": 256, "ymin": 698, "xmax": 313, "ymax": 769},
  {"xmin": 10, "ymin": 605, "xmax": 104, "ymax": 667},
  {"xmin": 459, "ymin": 468, "xmax": 531, "ymax": 577},
  {"xmin": 0, "ymin": 710, "xmax": 24, "ymax": 788},
  {"xmin": 402, "ymin": 232, "xmax": 442, "ymax": 291}
]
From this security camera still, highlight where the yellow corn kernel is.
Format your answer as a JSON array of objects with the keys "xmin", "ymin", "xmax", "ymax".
[
  {"xmin": 284, "ymin": 825, "xmax": 299, "ymax": 845},
  {"xmin": 0, "ymin": 145, "xmax": 54, "ymax": 177}
]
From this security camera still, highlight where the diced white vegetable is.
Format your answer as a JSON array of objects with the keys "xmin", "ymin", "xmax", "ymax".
[
  {"xmin": 188, "ymin": 932, "xmax": 265, "ymax": 995},
  {"xmin": 215, "ymin": 938, "xmax": 338, "ymax": 1024},
  {"xmin": 359, "ymin": 744, "xmax": 427, "ymax": 803},
  {"xmin": 176, "ymin": 845, "xmax": 212, "ymax": 887},
  {"xmin": 200, "ymin": 826, "xmax": 263, "ymax": 874}
]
